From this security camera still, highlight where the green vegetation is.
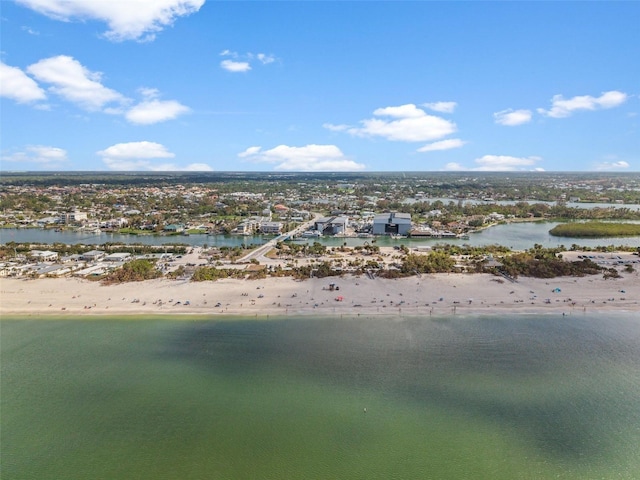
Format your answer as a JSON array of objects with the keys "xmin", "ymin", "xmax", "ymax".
[
  {"xmin": 192, "ymin": 265, "xmax": 266, "ymax": 281},
  {"xmin": 0, "ymin": 241, "xmax": 188, "ymax": 259},
  {"xmin": 550, "ymin": 222, "xmax": 640, "ymax": 238},
  {"xmin": 497, "ymin": 245, "xmax": 602, "ymax": 279},
  {"xmin": 102, "ymin": 259, "xmax": 162, "ymax": 284},
  {"xmin": 400, "ymin": 252, "xmax": 456, "ymax": 275},
  {"xmin": 192, "ymin": 266, "xmax": 241, "ymax": 281}
]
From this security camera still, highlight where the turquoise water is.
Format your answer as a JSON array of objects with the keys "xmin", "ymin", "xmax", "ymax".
[{"xmin": 2, "ymin": 314, "xmax": 640, "ymax": 479}]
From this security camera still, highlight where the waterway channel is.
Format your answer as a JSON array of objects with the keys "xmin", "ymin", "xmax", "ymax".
[{"xmin": 2, "ymin": 221, "xmax": 639, "ymax": 251}]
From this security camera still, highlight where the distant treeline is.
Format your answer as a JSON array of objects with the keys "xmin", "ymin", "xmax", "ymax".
[{"xmin": 550, "ymin": 222, "xmax": 640, "ymax": 238}]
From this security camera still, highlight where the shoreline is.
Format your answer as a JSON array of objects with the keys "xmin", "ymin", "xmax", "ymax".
[{"xmin": 2, "ymin": 272, "xmax": 638, "ymax": 318}]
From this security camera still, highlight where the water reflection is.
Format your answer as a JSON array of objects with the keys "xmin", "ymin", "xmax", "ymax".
[
  {"xmin": 168, "ymin": 314, "xmax": 640, "ymax": 463},
  {"xmin": 2, "ymin": 222, "xmax": 640, "ymax": 250}
]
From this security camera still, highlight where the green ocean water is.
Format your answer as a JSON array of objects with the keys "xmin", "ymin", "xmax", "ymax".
[{"xmin": 2, "ymin": 314, "xmax": 640, "ymax": 479}]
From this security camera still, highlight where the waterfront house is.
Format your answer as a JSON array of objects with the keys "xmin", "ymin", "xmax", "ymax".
[{"xmin": 163, "ymin": 224, "xmax": 185, "ymax": 233}]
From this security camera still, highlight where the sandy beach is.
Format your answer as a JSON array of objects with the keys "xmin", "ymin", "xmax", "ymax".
[{"xmin": 2, "ymin": 270, "xmax": 638, "ymax": 318}]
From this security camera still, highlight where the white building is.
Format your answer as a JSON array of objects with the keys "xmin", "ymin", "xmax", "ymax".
[
  {"xmin": 60, "ymin": 211, "xmax": 88, "ymax": 224},
  {"xmin": 103, "ymin": 252, "xmax": 132, "ymax": 262},
  {"xmin": 29, "ymin": 250, "xmax": 58, "ymax": 261},
  {"xmin": 259, "ymin": 221, "xmax": 283, "ymax": 234},
  {"xmin": 80, "ymin": 250, "xmax": 106, "ymax": 262}
]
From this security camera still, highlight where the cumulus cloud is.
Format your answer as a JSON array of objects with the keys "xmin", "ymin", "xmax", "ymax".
[
  {"xmin": 538, "ymin": 90, "xmax": 628, "ymax": 118},
  {"xmin": 126, "ymin": 99, "xmax": 190, "ymax": 124},
  {"xmin": 15, "ymin": 0, "xmax": 205, "ymax": 42},
  {"xmin": 97, "ymin": 140, "xmax": 210, "ymax": 171},
  {"xmin": 18, "ymin": 56, "xmax": 188, "ymax": 123},
  {"xmin": 27, "ymin": 55, "xmax": 126, "ymax": 111},
  {"xmin": 327, "ymin": 104, "xmax": 456, "ymax": 143},
  {"xmin": 422, "ymin": 101, "xmax": 457, "ymax": 113},
  {"xmin": 98, "ymin": 141, "xmax": 174, "ymax": 160},
  {"xmin": 0, "ymin": 62, "xmax": 47, "ymax": 104},
  {"xmin": 1, "ymin": 145, "xmax": 68, "ymax": 167},
  {"xmin": 220, "ymin": 59, "xmax": 251, "ymax": 73},
  {"xmin": 593, "ymin": 160, "xmax": 630, "ymax": 171},
  {"xmin": 417, "ymin": 139, "xmax": 466, "ymax": 153},
  {"xmin": 238, "ymin": 144, "xmax": 365, "ymax": 171},
  {"xmin": 494, "ymin": 109, "xmax": 532, "ymax": 126},
  {"xmin": 219, "ymin": 50, "xmax": 277, "ymax": 72},
  {"xmin": 373, "ymin": 104, "xmax": 426, "ymax": 118}
]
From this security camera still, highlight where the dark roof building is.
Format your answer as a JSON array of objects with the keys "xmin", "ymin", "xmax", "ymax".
[{"xmin": 372, "ymin": 212, "xmax": 411, "ymax": 236}]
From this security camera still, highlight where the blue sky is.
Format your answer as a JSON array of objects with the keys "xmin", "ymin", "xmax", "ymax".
[{"xmin": 1, "ymin": 0, "xmax": 638, "ymax": 172}]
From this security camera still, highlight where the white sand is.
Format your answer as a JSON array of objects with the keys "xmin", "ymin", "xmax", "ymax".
[{"xmin": 2, "ymin": 271, "xmax": 638, "ymax": 318}]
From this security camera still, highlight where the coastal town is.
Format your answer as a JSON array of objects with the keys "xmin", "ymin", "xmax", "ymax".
[
  {"xmin": 0, "ymin": 172, "xmax": 638, "ymax": 308},
  {"xmin": 1, "ymin": 172, "xmax": 640, "ymax": 282}
]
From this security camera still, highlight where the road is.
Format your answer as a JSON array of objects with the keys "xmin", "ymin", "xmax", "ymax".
[{"xmin": 236, "ymin": 213, "xmax": 320, "ymax": 264}]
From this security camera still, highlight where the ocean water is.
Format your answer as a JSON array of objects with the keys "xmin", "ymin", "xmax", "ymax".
[{"xmin": 2, "ymin": 314, "xmax": 640, "ymax": 479}]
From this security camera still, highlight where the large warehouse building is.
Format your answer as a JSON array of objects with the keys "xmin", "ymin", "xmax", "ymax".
[{"xmin": 372, "ymin": 212, "xmax": 412, "ymax": 236}]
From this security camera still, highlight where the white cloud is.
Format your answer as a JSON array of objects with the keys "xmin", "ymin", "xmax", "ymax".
[
  {"xmin": 1, "ymin": 145, "xmax": 68, "ymax": 166},
  {"xmin": 15, "ymin": 0, "xmax": 205, "ymax": 42},
  {"xmin": 442, "ymin": 162, "xmax": 466, "ymax": 171},
  {"xmin": 97, "ymin": 141, "xmax": 209, "ymax": 170},
  {"xmin": 373, "ymin": 104, "xmax": 426, "ymax": 118},
  {"xmin": 322, "ymin": 123, "xmax": 350, "ymax": 132},
  {"xmin": 593, "ymin": 160, "xmax": 630, "ymax": 171},
  {"xmin": 219, "ymin": 50, "xmax": 277, "ymax": 72},
  {"xmin": 329, "ymin": 104, "xmax": 456, "ymax": 142},
  {"xmin": 417, "ymin": 139, "xmax": 466, "ymax": 152},
  {"xmin": 21, "ymin": 26, "xmax": 40, "ymax": 35},
  {"xmin": 238, "ymin": 144, "xmax": 366, "ymax": 171},
  {"xmin": 422, "ymin": 101, "xmax": 457, "ymax": 113},
  {"xmin": 98, "ymin": 141, "xmax": 175, "ymax": 160},
  {"xmin": 19, "ymin": 56, "xmax": 188, "ymax": 124},
  {"xmin": 442, "ymin": 155, "xmax": 543, "ymax": 171},
  {"xmin": 220, "ymin": 59, "xmax": 251, "ymax": 73},
  {"xmin": 27, "ymin": 55, "xmax": 127, "ymax": 111},
  {"xmin": 494, "ymin": 109, "xmax": 532, "ymax": 126},
  {"xmin": 473, "ymin": 155, "xmax": 542, "ymax": 171},
  {"xmin": 538, "ymin": 90, "xmax": 628, "ymax": 118},
  {"xmin": 126, "ymin": 99, "xmax": 190, "ymax": 124},
  {"xmin": 138, "ymin": 87, "xmax": 160, "ymax": 99},
  {"xmin": 0, "ymin": 61, "xmax": 47, "ymax": 103},
  {"xmin": 240, "ymin": 146, "xmax": 262, "ymax": 156},
  {"xmin": 256, "ymin": 53, "xmax": 275, "ymax": 65},
  {"xmin": 183, "ymin": 163, "xmax": 213, "ymax": 171}
]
